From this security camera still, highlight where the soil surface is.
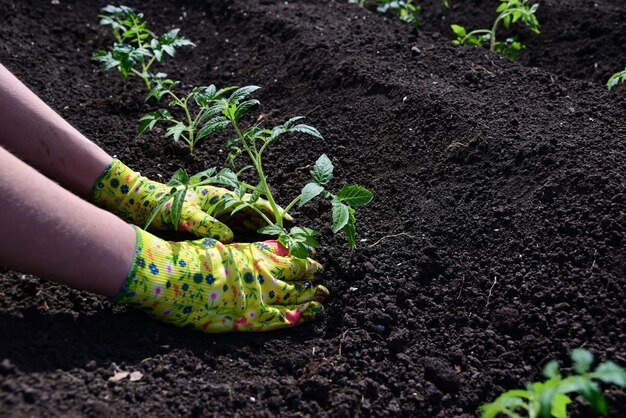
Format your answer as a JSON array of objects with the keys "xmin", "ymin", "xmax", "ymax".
[{"xmin": 0, "ymin": 1, "xmax": 625, "ymax": 417}]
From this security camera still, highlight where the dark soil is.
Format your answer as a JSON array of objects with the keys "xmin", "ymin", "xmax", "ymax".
[{"xmin": 1, "ymin": 0, "xmax": 625, "ymax": 417}]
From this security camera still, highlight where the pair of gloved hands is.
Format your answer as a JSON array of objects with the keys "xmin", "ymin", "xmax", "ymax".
[{"xmin": 91, "ymin": 159, "xmax": 328, "ymax": 332}]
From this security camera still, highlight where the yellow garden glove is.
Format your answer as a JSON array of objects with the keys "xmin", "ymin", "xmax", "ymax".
[
  {"xmin": 114, "ymin": 227, "xmax": 328, "ymax": 332},
  {"xmin": 90, "ymin": 159, "xmax": 288, "ymax": 241}
]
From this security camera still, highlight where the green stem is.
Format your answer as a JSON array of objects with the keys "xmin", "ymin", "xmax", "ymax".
[
  {"xmin": 231, "ymin": 118, "xmax": 283, "ymax": 227},
  {"xmin": 282, "ymin": 195, "xmax": 301, "ymax": 218}
]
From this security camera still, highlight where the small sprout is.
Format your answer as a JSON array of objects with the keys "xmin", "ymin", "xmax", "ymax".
[
  {"xmin": 451, "ymin": 0, "xmax": 540, "ymax": 61},
  {"xmin": 92, "ymin": 5, "xmax": 194, "ymax": 90},
  {"xmin": 480, "ymin": 348, "xmax": 626, "ymax": 418},
  {"xmin": 349, "ymin": 0, "xmax": 421, "ymax": 27},
  {"xmin": 607, "ymin": 67, "xmax": 626, "ymax": 91}
]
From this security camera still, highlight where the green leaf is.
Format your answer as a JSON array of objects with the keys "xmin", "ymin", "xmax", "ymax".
[
  {"xmin": 257, "ymin": 224, "xmax": 285, "ymax": 236},
  {"xmin": 165, "ymin": 123, "xmax": 187, "ymax": 142},
  {"xmin": 234, "ymin": 99, "xmax": 260, "ymax": 121},
  {"xmin": 450, "ymin": 24, "xmax": 466, "ymax": 38},
  {"xmin": 137, "ymin": 111, "xmax": 163, "ymax": 136},
  {"xmin": 189, "ymin": 167, "xmax": 217, "ymax": 185},
  {"xmin": 170, "ymin": 189, "xmax": 186, "ymax": 229},
  {"xmin": 283, "ymin": 116, "xmax": 305, "ymax": 129},
  {"xmin": 332, "ymin": 200, "xmax": 350, "ymax": 233},
  {"xmin": 229, "ymin": 85, "xmax": 260, "ymax": 104},
  {"xmin": 311, "ymin": 154, "xmax": 334, "ymax": 185},
  {"xmin": 196, "ymin": 116, "xmax": 230, "ymax": 141},
  {"xmin": 594, "ymin": 361, "xmax": 626, "ymax": 387},
  {"xmin": 337, "ymin": 184, "xmax": 373, "ymax": 206},
  {"xmin": 571, "ymin": 348, "xmax": 594, "ymax": 374},
  {"xmin": 289, "ymin": 124, "xmax": 324, "ymax": 140},
  {"xmin": 215, "ymin": 168, "xmax": 238, "ymax": 188},
  {"xmin": 344, "ymin": 206, "xmax": 356, "ymax": 249},
  {"xmin": 550, "ymin": 393, "xmax": 571, "ymax": 418},
  {"xmin": 288, "ymin": 241, "xmax": 310, "ymax": 259},
  {"xmin": 543, "ymin": 360, "xmax": 560, "ymax": 378},
  {"xmin": 143, "ymin": 192, "xmax": 172, "ymax": 230},
  {"xmin": 167, "ymin": 168, "xmax": 189, "ymax": 187},
  {"xmin": 300, "ymin": 183, "xmax": 324, "ymax": 206}
]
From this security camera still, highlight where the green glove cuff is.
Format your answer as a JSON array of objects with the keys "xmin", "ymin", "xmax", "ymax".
[{"xmin": 113, "ymin": 227, "xmax": 327, "ymax": 332}]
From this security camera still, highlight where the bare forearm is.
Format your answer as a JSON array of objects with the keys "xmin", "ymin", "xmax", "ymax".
[
  {"xmin": 0, "ymin": 146, "xmax": 135, "ymax": 297},
  {"xmin": 0, "ymin": 64, "xmax": 111, "ymax": 198}
]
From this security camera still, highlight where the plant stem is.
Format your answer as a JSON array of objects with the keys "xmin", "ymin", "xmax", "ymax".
[
  {"xmin": 231, "ymin": 118, "xmax": 283, "ymax": 227},
  {"xmin": 282, "ymin": 195, "xmax": 301, "ymax": 217}
]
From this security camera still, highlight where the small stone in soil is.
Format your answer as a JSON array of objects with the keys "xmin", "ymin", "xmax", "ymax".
[{"xmin": 0, "ymin": 358, "xmax": 15, "ymax": 375}]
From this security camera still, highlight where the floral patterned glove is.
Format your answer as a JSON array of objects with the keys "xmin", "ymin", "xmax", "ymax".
[
  {"xmin": 114, "ymin": 227, "xmax": 328, "ymax": 332},
  {"xmin": 90, "ymin": 159, "xmax": 289, "ymax": 241}
]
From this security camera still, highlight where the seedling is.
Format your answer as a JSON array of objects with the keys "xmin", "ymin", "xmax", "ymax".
[
  {"xmin": 480, "ymin": 348, "xmax": 626, "ymax": 418},
  {"xmin": 348, "ymin": 0, "xmax": 421, "ymax": 26},
  {"xmin": 137, "ymin": 77, "xmax": 240, "ymax": 154},
  {"xmin": 607, "ymin": 67, "xmax": 626, "ymax": 90},
  {"xmin": 451, "ymin": 0, "xmax": 540, "ymax": 60},
  {"xmin": 142, "ymin": 85, "xmax": 373, "ymax": 258},
  {"xmin": 92, "ymin": 5, "xmax": 194, "ymax": 90}
]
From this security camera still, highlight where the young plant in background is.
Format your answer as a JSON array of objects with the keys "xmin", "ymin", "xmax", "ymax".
[
  {"xmin": 451, "ymin": 0, "xmax": 540, "ymax": 60},
  {"xmin": 348, "ymin": 0, "xmax": 421, "ymax": 26},
  {"xmin": 92, "ymin": 5, "xmax": 194, "ymax": 90},
  {"xmin": 480, "ymin": 348, "xmax": 626, "ymax": 418},
  {"xmin": 607, "ymin": 67, "xmax": 626, "ymax": 90},
  {"xmin": 137, "ymin": 78, "xmax": 239, "ymax": 154},
  {"xmin": 142, "ymin": 85, "xmax": 373, "ymax": 258}
]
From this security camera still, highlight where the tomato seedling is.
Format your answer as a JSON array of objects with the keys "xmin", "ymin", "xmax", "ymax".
[
  {"xmin": 349, "ymin": 0, "xmax": 421, "ymax": 26},
  {"xmin": 451, "ymin": 0, "xmax": 540, "ymax": 61},
  {"xmin": 143, "ymin": 85, "xmax": 373, "ymax": 257},
  {"xmin": 137, "ymin": 78, "xmax": 241, "ymax": 154},
  {"xmin": 92, "ymin": 5, "xmax": 194, "ymax": 90},
  {"xmin": 607, "ymin": 67, "xmax": 626, "ymax": 91},
  {"xmin": 480, "ymin": 348, "xmax": 626, "ymax": 418}
]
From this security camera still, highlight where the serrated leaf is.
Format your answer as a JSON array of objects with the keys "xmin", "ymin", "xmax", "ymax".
[
  {"xmin": 215, "ymin": 168, "xmax": 238, "ymax": 188},
  {"xmin": 337, "ymin": 184, "xmax": 373, "ymax": 206},
  {"xmin": 196, "ymin": 117, "xmax": 229, "ymax": 141},
  {"xmin": 289, "ymin": 241, "xmax": 310, "ymax": 259},
  {"xmin": 171, "ymin": 189, "xmax": 186, "ymax": 229},
  {"xmin": 189, "ymin": 167, "xmax": 217, "ymax": 185},
  {"xmin": 167, "ymin": 168, "xmax": 189, "ymax": 187},
  {"xmin": 165, "ymin": 123, "xmax": 187, "ymax": 142},
  {"xmin": 289, "ymin": 124, "xmax": 323, "ymax": 140},
  {"xmin": 571, "ymin": 348, "xmax": 594, "ymax": 374},
  {"xmin": 311, "ymin": 154, "xmax": 333, "ymax": 185},
  {"xmin": 543, "ymin": 360, "xmax": 560, "ymax": 378},
  {"xmin": 300, "ymin": 183, "xmax": 324, "ymax": 206},
  {"xmin": 331, "ymin": 200, "xmax": 350, "ymax": 233},
  {"xmin": 144, "ymin": 192, "xmax": 173, "ymax": 230},
  {"xmin": 450, "ymin": 24, "xmax": 466, "ymax": 38},
  {"xmin": 594, "ymin": 361, "xmax": 626, "ymax": 387},
  {"xmin": 281, "ymin": 116, "xmax": 305, "ymax": 129},
  {"xmin": 229, "ymin": 85, "xmax": 260, "ymax": 104},
  {"xmin": 234, "ymin": 99, "xmax": 260, "ymax": 121},
  {"xmin": 258, "ymin": 225, "xmax": 285, "ymax": 236},
  {"xmin": 230, "ymin": 202, "xmax": 249, "ymax": 217}
]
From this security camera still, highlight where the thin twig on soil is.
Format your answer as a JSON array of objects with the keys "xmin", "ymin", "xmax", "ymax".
[
  {"xmin": 589, "ymin": 249, "xmax": 597, "ymax": 276},
  {"xmin": 367, "ymin": 232, "xmax": 420, "ymax": 247},
  {"xmin": 456, "ymin": 255, "xmax": 466, "ymax": 299},
  {"xmin": 486, "ymin": 276, "xmax": 497, "ymax": 307}
]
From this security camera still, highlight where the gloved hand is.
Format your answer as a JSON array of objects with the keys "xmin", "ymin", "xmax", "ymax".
[
  {"xmin": 90, "ymin": 159, "xmax": 289, "ymax": 241},
  {"xmin": 114, "ymin": 227, "xmax": 328, "ymax": 332}
]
